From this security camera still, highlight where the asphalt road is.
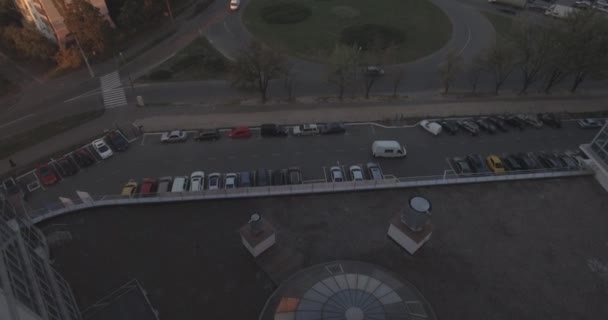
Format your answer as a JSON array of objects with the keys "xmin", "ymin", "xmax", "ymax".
[{"xmin": 25, "ymin": 119, "xmax": 597, "ymax": 209}]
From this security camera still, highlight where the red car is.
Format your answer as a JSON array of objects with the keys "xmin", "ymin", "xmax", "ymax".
[
  {"xmin": 37, "ymin": 164, "xmax": 59, "ymax": 186},
  {"xmin": 228, "ymin": 127, "xmax": 251, "ymax": 139},
  {"xmin": 138, "ymin": 178, "xmax": 158, "ymax": 196}
]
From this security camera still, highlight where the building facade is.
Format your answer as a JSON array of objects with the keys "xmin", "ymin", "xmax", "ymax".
[
  {"xmin": 0, "ymin": 196, "xmax": 82, "ymax": 320},
  {"xmin": 12, "ymin": 0, "xmax": 113, "ymax": 47}
]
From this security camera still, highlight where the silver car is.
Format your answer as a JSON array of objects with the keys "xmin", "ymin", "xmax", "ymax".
[
  {"xmin": 330, "ymin": 166, "xmax": 344, "ymax": 182},
  {"xmin": 161, "ymin": 130, "xmax": 188, "ymax": 143}
]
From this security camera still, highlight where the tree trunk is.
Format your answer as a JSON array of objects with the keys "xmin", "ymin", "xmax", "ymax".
[
  {"xmin": 519, "ymin": 73, "xmax": 531, "ymax": 95},
  {"xmin": 392, "ymin": 79, "xmax": 401, "ymax": 98},
  {"xmin": 364, "ymin": 77, "xmax": 375, "ymax": 99},
  {"xmin": 570, "ymin": 72, "xmax": 586, "ymax": 93},
  {"xmin": 544, "ymin": 68, "xmax": 563, "ymax": 94},
  {"xmin": 338, "ymin": 83, "xmax": 345, "ymax": 100},
  {"xmin": 443, "ymin": 81, "xmax": 450, "ymax": 95}
]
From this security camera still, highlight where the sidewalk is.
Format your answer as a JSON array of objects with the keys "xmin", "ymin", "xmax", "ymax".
[{"xmin": 133, "ymin": 97, "xmax": 608, "ymax": 131}]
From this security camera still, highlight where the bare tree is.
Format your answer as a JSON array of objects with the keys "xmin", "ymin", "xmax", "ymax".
[
  {"xmin": 481, "ymin": 41, "xmax": 516, "ymax": 94},
  {"xmin": 328, "ymin": 44, "xmax": 361, "ymax": 100},
  {"xmin": 566, "ymin": 11, "xmax": 608, "ymax": 92},
  {"xmin": 282, "ymin": 66, "xmax": 296, "ymax": 102},
  {"xmin": 466, "ymin": 53, "xmax": 485, "ymax": 95},
  {"xmin": 438, "ymin": 48, "xmax": 463, "ymax": 95},
  {"xmin": 511, "ymin": 19, "xmax": 552, "ymax": 94},
  {"xmin": 231, "ymin": 41, "xmax": 288, "ymax": 102}
]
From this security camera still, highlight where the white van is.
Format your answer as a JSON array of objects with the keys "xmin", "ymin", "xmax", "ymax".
[
  {"xmin": 171, "ymin": 176, "xmax": 189, "ymax": 192},
  {"xmin": 372, "ymin": 141, "xmax": 407, "ymax": 158}
]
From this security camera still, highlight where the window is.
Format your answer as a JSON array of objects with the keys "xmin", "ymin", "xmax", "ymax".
[{"xmin": 385, "ymin": 149, "xmax": 394, "ymax": 153}]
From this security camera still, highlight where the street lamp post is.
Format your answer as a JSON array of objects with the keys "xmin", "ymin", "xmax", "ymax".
[{"xmin": 71, "ymin": 34, "xmax": 95, "ymax": 78}]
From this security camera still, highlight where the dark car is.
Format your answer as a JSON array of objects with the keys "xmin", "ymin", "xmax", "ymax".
[
  {"xmin": 501, "ymin": 115, "xmax": 525, "ymax": 130},
  {"xmin": 466, "ymin": 154, "xmax": 489, "ymax": 173},
  {"xmin": 2, "ymin": 178, "xmax": 21, "ymax": 195},
  {"xmin": 72, "ymin": 148, "xmax": 95, "ymax": 167},
  {"xmin": 320, "ymin": 122, "xmax": 346, "ymax": 135},
  {"xmin": 450, "ymin": 157, "xmax": 474, "ymax": 175},
  {"xmin": 501, "ymin": 155, "xmax": 524, "ymax": 171},
  {"xmin": 255, "ymin": 169, "xmax": 269, "ymax": 186},
  {"xmin": 287, "ymin": 167, "xmax": 302, "ymax": 184},
  {"xmin": 261, "ymin": 124, "xmax": 288, "ymax": 137},
  {"xmin": 487, "ymin": 117, "xmax": 508, "ymax": 132},
  {"xmin": 514, "ymin": 153, "xmax": 539, "ymax": 170},
  {"xmin": 270, "ymin": 169, "xmax": 286, "ymax": 185},
  {"xmin": 106, "ymin": 131, "xmax": 129, "ymax": 151},
  {"xmin": 457, "ymin": 120, "xmax": 480, "ymax": 136},
  {"xmin": 55, "ymin": 157, "xmax": 78, "ymax": 177},
  {"xmin": 238, "ymin": 171, "xmax": 252, "ymax": 187},
  {"xmin": 539, "ymin": 113, "xmax": 561, "ymax": 128},
  {"xmin": 439, "ymin": 121, "xmax": 459, "ymax": 135},
  {"xmin": 476, "ymin": 118, "xmax": 497, "ymax": 134},
  {"xmin": 195, "ymin": 129, "xmax": 220, "ymax": 141},
  {"xmin": 536, "ymin": 153, "xmax": 565, "ymax": 169},
  {"xmin": 556, "ymin": 154, "xmax": 579, "ymax": 169}
]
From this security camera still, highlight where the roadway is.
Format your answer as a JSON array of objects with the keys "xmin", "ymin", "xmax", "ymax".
[{"xmin": 25, "ymin": 119, "xmax": 597, "ymax": 210}]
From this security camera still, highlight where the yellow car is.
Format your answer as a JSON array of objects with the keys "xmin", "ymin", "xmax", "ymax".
[
  {"xmin": 121, "ymin": 180, "xmax": 138, "ymax": 197},
  {"xmin": 486, "ymin": 155, "xmax": 505, "ymax": 173}
]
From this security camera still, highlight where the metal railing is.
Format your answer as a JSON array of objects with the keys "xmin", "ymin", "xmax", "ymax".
[{"xmin": 28, "ymin": 168, "xmax": 592, "ymax": 224}]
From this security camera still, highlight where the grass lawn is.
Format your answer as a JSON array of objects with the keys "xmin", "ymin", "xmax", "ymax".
[
  {"xmin": 0, "ymin": 110, "xmax": 104, "ymax": 159},
  {"xmin": 243, "ymin": 0, "xmax": 452, "ymax": 63},
  {"xmin": 481, "ymin": 11, "xmax": 514, "ymax": 40},
  {"xmin": 140, "ymin": 37, "xmax": 229, "ymax": 81}
]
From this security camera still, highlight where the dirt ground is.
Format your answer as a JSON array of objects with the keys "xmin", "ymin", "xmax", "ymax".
[{"xmin": 41, "ymin": 177, "xmax": 608, "ymax": 320}]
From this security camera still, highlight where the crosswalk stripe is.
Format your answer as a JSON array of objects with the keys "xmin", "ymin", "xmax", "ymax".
[{"xmin": 100, "ymin": 71, "xmax": 127, "ymax": 108}]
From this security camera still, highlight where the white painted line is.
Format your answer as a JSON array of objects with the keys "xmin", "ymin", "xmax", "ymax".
[
  {"xmin": 64, "ymin": 88, "xmax": 102, "ymax": 103},
  {"xmin": 0, "ymin": 114, "xmax": 36, "ymax": 128},
  {"xmin": 140, "ymin": 135, "xmax": 147, "ymax": 146},
  {"xmin": 322, "ymin": 167, "xmax": 328, "ymax": 182},
  {"xmin": 458, "ymin": 24, "xmax": 472, "ymax": 56},
  {"xmin": 272, "ymin": 153, "xmax": 280, "ymax": 156}
]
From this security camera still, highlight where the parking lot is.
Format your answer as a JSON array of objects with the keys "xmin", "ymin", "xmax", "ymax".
[
  {"xmin": 40, "ymin": 177, "xmax": 608, "ymax": 320},
  {"xmin": 20, "ymin": 117, "xmax": 599, "ymax": 209}
]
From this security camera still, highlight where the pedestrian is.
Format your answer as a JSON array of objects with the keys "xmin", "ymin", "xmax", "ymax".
[{"xmin": 9, "ymin": 159, "xmax": 16, "ymax": 168}]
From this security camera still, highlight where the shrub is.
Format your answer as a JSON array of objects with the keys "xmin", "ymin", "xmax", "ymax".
[
  {"xmin": 260, "ymin": 3, "xmax": 312, "ymax": 24},
  {"xmin": 340, "ymin": 24, "xmax": 406, "ymax": 51},
  {"xmin": 147, "ymin": 69, "xmax": 172, "ymax": 80}
]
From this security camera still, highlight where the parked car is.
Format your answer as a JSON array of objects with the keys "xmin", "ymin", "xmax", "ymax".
[
  {"xmin": 161, "ymin": 130, "xmax": 188, "ymax": 143},
  {"xmin": 2, "ymin": 178, "xmax": 21, "ymax": 195},
  {"xmin": 238, "ymin": 171, "xmax": 252, "ymax": 187},
  {"xmin": 55, "ymin": 157, "xmax": 78, "ymax": 177},
  {"xmin": 556, "ymin": 153, "xmax": 579, "ymax": 169},
  {"xmin": 514, "ymin": 153, "xmax": 539, "ymax": 170},
  {"xmin": 486, "ymin": 117, "xmax": 508, "ymax": 132},
  {"xmin": 486, "ymin": 155, "xmax": 506, "ymax": 173},
  {"xmin": 501, "ymin": 154, "xmax": 524, "ymax": 171},
  {"xmin": 349, "ymin": 165, "xmax": 364, "ymax": 181},
  {"xmin": 72, "ymin": 148, "xmax": 95, "ymax": 167},
  {"xmin": 229, "ymin": 0, "xmax": 240, "ymax": 10},
  {"xmin": 439, "ymin": 120, "xmax": 459, "ymax": 135},
  {"xmin": 320, "ymin": 122, "xmax": 346, "ymax": 135},
  {"xmin": 190, "ymin": 171, "xmax": 205, "ymax": 191},
  {"xmin": 92, "ymin": 139, "xmax": 114, "ymax": 159},
  {"xmin": 366, "ymin": 162, "xmax": 384, "ymax": 180},
  {"xmin": 287, "ymin": 167, "xmax": 303, "ymax": 184},
  {"xmin": 536, "ymin": 153, "xmax": 564, "ymax": 169},
  {"xmin": 157, "ymin": 176, "xmax": 173, "ymax": 193},
  {"xmin": 420, "ymin": 120, "xmax": 442, "ymax": 136},
  {"xmin": 538, "ymin": 113, "xmax": 561, "ymax": 128},
  {"xmin": 195, "ymin": 129, "xmax": 220, "ymax": 141},
  {"xmin": 364, "ymin": 65, "xmax": 385, "ymax": 76},
  {"xmin": 171, "ymin": 176, "xmax": 189, "ymax": 192},
  {"xmin": 271, "ymin": 169, "xmax": 287, "ymax": 185},
  {"xmin": 138, "ymin": 178, "xmax": 158, "ymax": 196},
  {"xmin": 578, "ymin": 118, "xmax": 604, "ymax": 128},
  {"xmin": 224, "ymin": 173, "xmax": 237, "ymax": 189},
  {"xmin": 228, "ymin": 127, "xmax": 251, "ymax": 139},
  {"xmin": 475, "ymin": 118, "xmax": 497, "ymax": 134},
  {"xmin": 255, "ymin": 169, "xmax": 269, "ymax": 186},
  {"xmin": 501, "ymin": 115, "xmax": 525, "ymax": 130},
  {"xmin": 450, "ymin": 157, "xmax": 474, "ymax": 175},
  {"xmin": 457, "ymin": 120, "xmax": 480, "ymax": 136},
  {"xmin": 121, "ymin": 180, "xmax": 138, "ymax": 197},
  {"xmin": 517, "ymin": 114, "xmax": 543, "ymax": 128},
  {"xmin": 106, "ymin": 131, "xmax": 129, "ymax": 151},
  {"xmin": 293, "ymin": 124, "xmax": 319, "ymax": 136},
  {"xmin": 208, "ymin": 173, "xmax": 222, "ymax": 190},
  {"xmin": 261, "ymin": 124, "xmax": 288, "ymax": 137},
  {"xmin": 37, "ymin": 164, "xmax": 59, "ymax": 185},
  {"xmin": 330, "ymin": 166, "xmax": 344, "ymax": 182},
  {"xmin": 466, "ymin": 154, "xmax": 489, "ymax": 173}
]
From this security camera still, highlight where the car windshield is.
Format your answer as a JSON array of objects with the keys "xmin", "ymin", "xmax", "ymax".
[
  {"xmin": 98, "ymin": 145, "xmax": 109, "ymax": 152},
  {"xmin": 210, "ymin": 177, "xmax": 218, "ymax": 185}
]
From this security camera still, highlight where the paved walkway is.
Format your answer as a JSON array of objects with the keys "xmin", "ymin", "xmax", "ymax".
[{"xmin": 2, "ymin": 97, "xmax": 607, "ymax": 177}]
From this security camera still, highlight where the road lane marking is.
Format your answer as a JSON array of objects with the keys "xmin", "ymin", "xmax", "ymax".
[
  {"xmin": 322, "ymin": 167, "xmax": 328, "ymax": 182},
  {"xmin": 272, "ymin": 153, "xmax": 280, "ymax": 156},
  {"xmin": 140, "ymin": 135, "xmax": 147, "ymax": 146},
  {"xmin": 0, "ymin": 114, "xmax": 36, "ymax": 128},
  {"xmin": 458, "ymin": 24, "xmax": 472, "ymax": 55}
]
